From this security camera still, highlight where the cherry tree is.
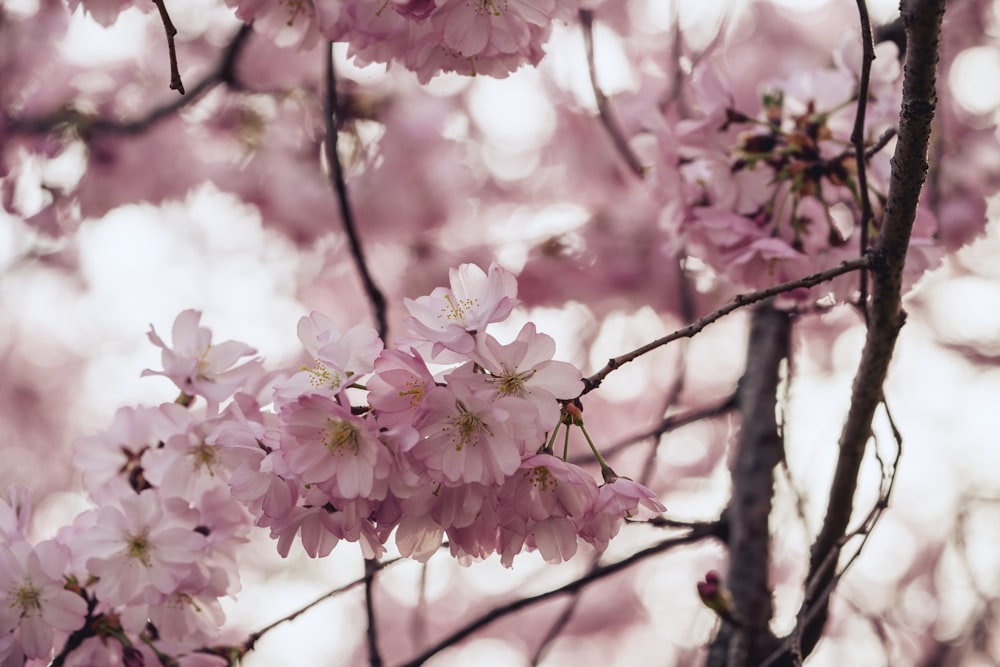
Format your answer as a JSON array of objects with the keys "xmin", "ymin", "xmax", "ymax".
[{"xmin": 2, "ymin": 0, "xmax": 999, "ymax": 664}]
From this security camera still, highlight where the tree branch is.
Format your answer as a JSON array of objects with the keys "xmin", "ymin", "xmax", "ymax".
[
  {"xmin": 581, "ymin": 257, "xmax": 870, "ymax": 394},
  {"xmin": 852, "ymin": 0, "xmax": 877, "ymax": 320},
  {"xmin": 241, "ymin": 556, "xmax": 403, "ymax": 653},
  {"xmin": 398, "ymin": 524, "xmax": 720, "ymax": 667},
  {"xmin": 7, "ymin": 23, "xmax": 252, "ymax": 137},
  {"xmin": 578, "ymin": 9, "xmax": 645, "ymax": 179},
  {"xmin": 151, "ymin": 0, "xmax": 185, "ymax": 95},
  {"xmin": 788, "ymin": 0, "xmax": 945, "ymax": 660},
  {"xmin": 324, "ymin": 44, "xmax": 389, "ymax": 341},
  {"xmin": 706, "ymin": 301, "xmax": 790, "ymax": 666}
]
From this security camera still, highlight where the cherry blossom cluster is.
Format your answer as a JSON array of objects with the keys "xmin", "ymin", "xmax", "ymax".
[
  {"xmin": 70, "ymin": 0, "xmax": 578, "ymax": 82},
  {"xmin": 639, "ymin": 37, "xmax": 940, "ymax": 295},
  {"xmin": 0, "ymin": 263, "xmax": 662, "ymax": 665}
]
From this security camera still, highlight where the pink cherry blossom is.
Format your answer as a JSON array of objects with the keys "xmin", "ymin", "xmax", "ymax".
[
  {"xmin": 403, "ymin": 262, "xmax": 519, "ymax": 356},
  {"xmin": 76, "ymin": 490, "xmax": 207, "ymax": 606},
  {"xmin": 470, "ymin": 322, "xmax": 584, "ymax": 429},
  {"xmin": 142, "ymin": 310, "xmax": 259, "ymax": 408},
  {"xmin": 581, "ymin": 477, "xmax": 665, "ymax": 552},
  {"xmin": 409, "ymin": 382, "xmax": 528, "ymax": 486},
  {"xmin": 278, "ymin": 393, "xmax": 393, "ymax": 500},
  {"xmin": 367, "ymin": 348, "xmax": 438, "ymax": 429},
  {"xmin": 0, "ymin": 540, "xmax": 87, "ymax": 661},
  {"xmin": 274, "ymin": 313, "xmax": 383, "ymax": 405},
  {"xmin": 270, "ymin": 489, "xmax": 384, "ymax": 559},
  {"xmin": 73, "ymin": 403, "xmax": 197, "ymax": 499}
]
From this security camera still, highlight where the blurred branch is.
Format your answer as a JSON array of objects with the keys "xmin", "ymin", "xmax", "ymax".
[
  {"xmin": 7, "ymin": 23, "xmax": 252, "ymax": 137},
  {"xmin": 570, "ymin": 392, "xmax": 737, "ymax": 466},
  {"xmin": 852, "ymin": 0, "xmax": 876, "ymax": 321},
  {"xmin": 324, "ymin": 44, "xmax": 389, "ymax": 340},
  {"xmin": 364, "ymin": 558, "xmax": 383, "ymax": 667},
  {"xmin": 529, "ymin": 553, "xmax": 602, "ymax": 666},
  {"xmin": 763, "ymin": 400, "xmax": 902, "ymax": 667},
  {"xmin": 787, "ymin": 0, "xmax": 945, "ymax": 660},
  {"xmin": 706, "ymin": 301, "xmax": 790, "ymax": 666},
  {"xmin": 581, "ymin": 257, "xmax": 870, "ymax": 394},
  {"xmin": 397, "ymin": 523, "xmax": 721, "ymax": 667},
  {"xmin": 579, "ymin": 9, "xmax": 645, "ymax": 179},
  {"xmin": 241, "ymin": 556, "xmax": 403, "ymax": 653},
  {"xmin": 151, "ymin": 0, "xmax": 185, "ymax": 95}
]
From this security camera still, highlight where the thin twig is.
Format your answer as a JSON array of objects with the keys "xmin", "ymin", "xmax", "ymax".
[
  {"xmin": 151, "ymin": 0, "xmax": 185, "ymax": 94},
  {"xmin": 866, "ymin": 126, "xmax": 897, "ymax": 159},
  {"xmin": 852, "ymin": 0, "xmax": 877, "ymax": 321},
  {"xmin": 7, "ymin": 23, "xmax": 252, "ymax": 137},
  {"xmin": 762, "ymin": 428, "xmax": 901, "ymax": 667},
  {"xmin": 529, "ymin": 553, "xmax": 602, "ymax": 666},
  {"xmin": 398, "ymin": 524, "xmax": 720, "ymax": 667},
  {"xmin": 569, "ymin": 392, "xmax": 737, "ymax": 466},
  {"xmin": 581, "ymin": 257, "xmax": 871, "ymax": 394},
  {"xmin": 579, "ymin": 9, "xmax": 645, "ymax": 179},
  {"xmin": 324, "ymin": 43, "xmax": 389, "ymax": 340},
  {"xmin": 241, "ymin": 556, "xmax": 402, "ymax": 652}
]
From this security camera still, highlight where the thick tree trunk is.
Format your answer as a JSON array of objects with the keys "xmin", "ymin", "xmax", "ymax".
[{"xmin": 707, "ymin": 301, "xmax": 791, "ymax": 666}]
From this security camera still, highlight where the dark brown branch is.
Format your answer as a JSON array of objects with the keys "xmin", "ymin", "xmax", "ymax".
[
  {"xmin": 788, "ymin": 1, "xmax": 945, "ymax": 660},
  {"xmin": 706, "ymin": 302, "xmax": 790, "ymax": 666},
  {"xmin": 398, "ymin": 523, "xmax": 720, "ymax": 667},
  {"xmin": 852, "ymin": 0, "xmax": 877, "ymax": 321},
  {"xmin": 324, "ymin": 44, "xmax": 389, "ymax": 340},
  {"xmin": 8, "ymin": 23, "xmax": 252, "ymax": 137},
  {"xmin": 151, "ymin": 0, "xmax": 185, "ymax": 94},
  {"xmin": 364, "ymin": 558, "xmax": 383, "ymax": 667},
  {"xmin": 578, "ymin": 9, "xmax": 645, "ymax": 179},
  {"xmin": 581, "ymin": 257, "xmax": 871, "ymax": 394}
]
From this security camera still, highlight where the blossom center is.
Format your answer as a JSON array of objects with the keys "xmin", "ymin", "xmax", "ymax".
[
  {"xmin": 492, "ymin": 367, "xmax": 534, "ymax": 397},
  {"xmin": 475, "ymin": 0, "xmax": 506, "ymax": 16},
  {"xmin": 304, "ymin": 360, "xmax": 343, "ymax": 391},
  {"xmin": 446, "ymin": 402, "xmax": 490, "ymax": 451},
  {"xmin": 322, "ymin": 420, "xmax": 360, "ymax": 455},
  {"xmin": 397, "ymin": 378, "xmax": 425, "ymax": 408},
  {"xmin": 11, "ymin": 579, "xmax": 43, "ymax": 617},
  {"xmin": 438, "ymin": 294, "xmax": 479, "ymax": 326},
  {"xmin": 126, "ymin": 533, "xmax": 153, "ymax": 567},
  {"xmin": 529, "ymin": 466, "xmax": 556, "ymax": 492},
  {"xmin": 190, "ymin": 442, "xmax": 218, "ymax": 475}
]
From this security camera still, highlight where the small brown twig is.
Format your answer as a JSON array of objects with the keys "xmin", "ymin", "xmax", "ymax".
[
  {"xmin": 579, "ymin": 9, "xmax": 645, "ymax": 179},
  {"xmin": 580, "ymin": 257, "xmax": 871, "ymax": 394},
  {"xmin": 151, "ymin": 0, "xmax": 185, "ymax": 94}
]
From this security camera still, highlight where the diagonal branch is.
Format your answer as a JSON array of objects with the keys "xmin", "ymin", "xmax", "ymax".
[
  {"xmin": 7, "ymin": 24, "xmax": 252, "ymax": 138},
  {"xmin": 578, "ymin": 9, "xmax": 645, "ymax": 179},
  {"xmin": 786, "ymin": 0, "xmax": 946, "ymax": 661},
  {"xmin": 580, "ymin": 257, "xmax": 870, "ymax": 394},
  {"xmin": 324, "ymin": 43, "xmax": 389, "ymax": 340},
  {"xmin": 398, "ymin": 523, "xmax": 721, "ymax": 667}
]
